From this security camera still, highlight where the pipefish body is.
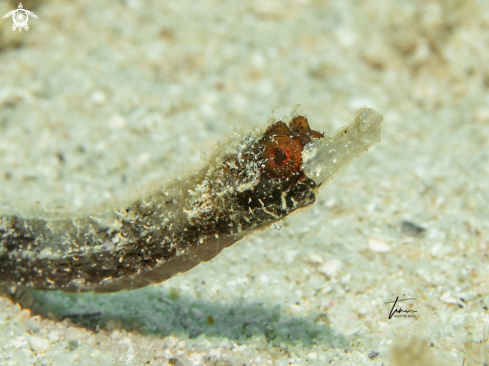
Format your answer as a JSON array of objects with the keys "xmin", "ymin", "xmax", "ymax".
[{"xmin": 0, "ymin": 108, "xmax": 382, "ymax": 293}]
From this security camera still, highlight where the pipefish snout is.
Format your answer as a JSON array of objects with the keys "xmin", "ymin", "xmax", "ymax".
[{"xmin": 0, "ymin": 108, "xmax": 382, "ymax": 293}]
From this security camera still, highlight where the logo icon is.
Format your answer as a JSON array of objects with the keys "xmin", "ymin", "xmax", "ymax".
[
  {"xmin": 3, "ymin": 3, "xmax": 38, "ymax": 32},
  {"xmin": 384, "ymin": 296, "xmax": 418, "ymax": 319}
]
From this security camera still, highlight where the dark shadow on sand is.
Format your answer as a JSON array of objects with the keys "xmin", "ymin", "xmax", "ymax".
[{"xmin": 10, "ymin": 286, "xmax": 345, "ymax": 347}]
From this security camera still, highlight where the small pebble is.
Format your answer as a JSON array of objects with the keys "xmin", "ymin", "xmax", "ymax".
[
  {"xmin": 307, "ymin": 253, "xmax": 324, "ymax": 264},
  {"xmin": 90, "ymin": 90, "xmax": 107, "ymax": 105},
  {"xmin": 65, "ymin": 327, "xmax": 87, "ymax": 341},
  {"xmin": 67, "ymin": 340, "xmax": 80, "ymax": 351},
  {"xmin": 318, "ymin": 259, "xmax": 343, "ymax": 277},
  {"xmin": 29, "ymin": 336, "xmax": 50, "ymax": 354},
  {"xmin": 368, "ymin": 351, "xmax": 379, "ymax": 359},
  {"xmin": 47, "ymin": 330, "xmax": 59, "ymax": 343},
  {"xmin": 108, "ymin": 115, "xmax": 126, "ymax": 129},
  {"xmin": 401, "ymin": 221, "xmax": 426, "ymax": 237},
  {"xmin": 368, "ymin": 238, "xmax": 391, "ymax": 253}
]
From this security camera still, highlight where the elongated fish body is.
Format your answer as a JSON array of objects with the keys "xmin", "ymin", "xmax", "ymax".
[{"xmin": 0, "ymin": 108, "xmax": 382, "ymax": 293}]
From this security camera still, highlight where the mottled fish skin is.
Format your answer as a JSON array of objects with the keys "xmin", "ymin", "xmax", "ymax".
[{"xmin": 0, "ymin": 108, "xmax": 382, "ymax": 293}]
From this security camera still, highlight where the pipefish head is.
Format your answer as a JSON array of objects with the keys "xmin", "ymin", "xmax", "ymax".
[
  {"xmin": 232, "ymin": 108, "xmax": 382, "ymax": 222},
  {"xmin": 232, "ymin": 116, "xmax": 324, "ymax": 220}
]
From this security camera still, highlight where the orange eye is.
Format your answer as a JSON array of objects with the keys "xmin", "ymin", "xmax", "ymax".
[{"xmin": 264, "ymin": 136, "xmax": 303, "ymax": 178}]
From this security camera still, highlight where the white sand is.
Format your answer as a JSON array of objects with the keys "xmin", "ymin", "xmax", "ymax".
[{"xmin": 1, "ymin": 0, "xmax": 489, "ymax": 365}]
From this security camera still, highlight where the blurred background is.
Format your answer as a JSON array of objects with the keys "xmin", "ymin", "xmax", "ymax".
[{"xmin": 1, "ymin": 0, "xmax": 489, "ymax": 365}]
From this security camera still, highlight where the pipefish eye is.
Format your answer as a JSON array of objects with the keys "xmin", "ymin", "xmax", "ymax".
[{"xmin": 264, "ymin": 136, "xmax": 303, "ymax": 178}]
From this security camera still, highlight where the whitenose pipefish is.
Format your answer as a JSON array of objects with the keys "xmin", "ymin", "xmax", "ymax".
[{"xmin": 0, "ymin": 108, "xmax": 382, "ymax": 293}]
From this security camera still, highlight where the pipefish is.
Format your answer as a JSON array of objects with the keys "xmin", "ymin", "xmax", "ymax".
[{"xmin": 0, "ymin": 108, "xmax": 382, "ymax": 293}]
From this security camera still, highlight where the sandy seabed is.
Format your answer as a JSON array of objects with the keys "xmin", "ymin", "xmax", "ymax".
[{"xmin": 1, "ymin": 0, "xmax": 489, "ymax": 365}]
